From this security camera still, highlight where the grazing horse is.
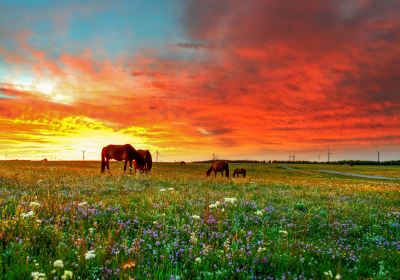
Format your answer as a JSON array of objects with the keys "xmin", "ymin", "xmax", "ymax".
[
  {"xmin": 233, "ymin": 168, "xmax": 246, "ymax": 178},
  {"xmin": 133, "ymin": 149, "xmax": 152, "ymax": 174},
  {"xmin": 206, "ymin": 160, "xmax": 229, "ymax": 178},
  {"xmin": 101, "ymin": 144, "xmax": 146, "ymax": 173},
  {"xmin": 180, "ymin": 161, "xmax": 185, "ymax": 165}
]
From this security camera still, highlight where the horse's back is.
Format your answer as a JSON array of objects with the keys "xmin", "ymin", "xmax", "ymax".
[{"xmin": 102, "ymin": 144, "xmax": 131, "ymax": 160}]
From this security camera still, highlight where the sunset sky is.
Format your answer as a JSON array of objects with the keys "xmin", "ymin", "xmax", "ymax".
[{"xmin": 1, "ymin": 0, "xmax": 399, "ymax": 161}]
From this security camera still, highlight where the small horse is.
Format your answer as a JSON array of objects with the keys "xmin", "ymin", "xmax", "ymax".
[
  {"xmin": 206, "ymin": 160, "xmax": 229, "ymax": 178},
  {"xmin": 233, "ymin": 168, "xmax": 246, "ymax": 178},
  {"xmin": 101, "ymin": 144, "xmax": 146, "ymax": 173},
  {"xmin": 133, "ymin": 149, "xmax": 152, "ymax": 174}
]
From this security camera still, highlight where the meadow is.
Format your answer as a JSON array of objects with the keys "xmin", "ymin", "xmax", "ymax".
[{"xmin": 0, "ymin": 161, "xmax": 399, "ymax": 279}]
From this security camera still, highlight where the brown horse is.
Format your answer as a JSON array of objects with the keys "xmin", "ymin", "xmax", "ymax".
[
  {"xmin": 233, "ymin": 168, "xmax": 246, "ymax": 178},
  {"xmin": 101, "ymin": 144, "xmax": 146, "ymax": 173},
  {"xmin": 133, "ymin": 149, "xmax": 152, "ymax": 174},
  {"xmin": 206, "ymin": 160, "xmax": 229, "ymax": 178}
]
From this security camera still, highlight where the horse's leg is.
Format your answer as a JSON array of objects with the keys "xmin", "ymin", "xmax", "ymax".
[
  {"xmin": 124, "ymin": 160, "xmax": 127, "ymax": 173},
  {"xmin": 129, "ymin": 161, "xmax": 133, "ymax": 174},
  {"xmin": 106, "ymin": 159, "xmax": 110, "ymax": 171},
  {"xmin": 214, "ymin": 170, "xmax": 217, "ymax": 177}
]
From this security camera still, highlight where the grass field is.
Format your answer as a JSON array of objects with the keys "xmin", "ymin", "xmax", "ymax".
[{"xmin": 0, "ymin": 161, "xmax": 399, "ymax": 279}]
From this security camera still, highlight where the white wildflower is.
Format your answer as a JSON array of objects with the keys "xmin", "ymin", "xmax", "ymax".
[
  {"xmin": 257, "ymin": 247, "xmax": 266, "ymax": 253},
  {"xmin": 77, "ymin": 201, "xmax": 87, "ymax": 207},
  {"xmin": 190, "ymin": 232, "xmax": 198, "ymax": 244},
  {"xmin": 61, "ymin": 270, "xmax": 73, "ymax": 280},
  {"xmin": 224, "ymin": 197, "xmax": 237, "ymax": 204},
  {"xmin": 335, "ymin": 274, "xmax": 341, "ymax": 280},
  {"xmin": 209, "ymin": 201, "xmax": 220, "ymax": 208},
  {"xmin": 29, "ymin": 202, "xmax": 42, "ymax": 208},
  {"xmin": 160, "ymin": 188, "xmax": 166, "ymax": 192},
  {"xmin": 195, "ymin": 257, "xmax": 201, "ymax": 263},
  {"xmin": 85, "ymin": 250, "xmax": 96, "ymax": 260},
  {"xmin": 31, "ymin": 271, "xmax": 46, "ymax": 280},
  {"xmin": 279, "ymin": 230, "xmax": 288, "ymax": 236},
  {"xmin": 88, "ymin": 228, "xmax": 94, "ymax": 234},
  {"xmin": 21, "ymin": 211, "xmax": 35, "ymax": 218},
  {"xmin": 255, "ymin": 210, "xmax": 263, "ymax": 216},
  {"xmin": 191, "ymin": 215, "xmax": 201, "ymax": 220},
  {"xmin": 324, "ymin": 270, "xmax": 333, "ymax": 278},
  {"xmin": 168, "ymin": 188, "xmax": 174, "ymax": 191},
  {"xmin": 53, "ymin": 260, "xmax": 64, "ymax": 268}
]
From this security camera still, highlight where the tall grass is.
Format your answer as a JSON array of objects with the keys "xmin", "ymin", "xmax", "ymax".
[{"xmin": 0, "ymin": 161, "xmax": 399, "ymax": 279}]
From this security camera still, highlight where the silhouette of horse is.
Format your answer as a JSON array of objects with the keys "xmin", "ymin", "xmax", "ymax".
[
  {"xmin": 101, "ymin": 144, "xmax": 146, "ymax": 173},
  {"xmin": 206, "ymin": 160, "xmax": 229, "ymax": 178},
  {"xmin": 133, "ymin": 149, "xmax": 152, "ymax": 174},
  {"xmin": 180, "ymin": 161, "xmax": 185, "ymax": 165},
  {"xmin": 233, "ymin": 168, "xmax": 246, "ymax": 178}
]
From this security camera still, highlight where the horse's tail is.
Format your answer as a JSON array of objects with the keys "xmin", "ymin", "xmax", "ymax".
[
  {"xmin": 146, "ymin": 150, "xmax": 152, "ymax": 172},
  {"xmin": 225, "ymin": 163, "xmax": 229, "ymax": 178},
  {"xmin": 101, "ymin": 147, "xmax": 106, "ymax": 173}
]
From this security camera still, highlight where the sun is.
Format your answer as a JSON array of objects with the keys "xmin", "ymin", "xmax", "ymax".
[{"xmin": 36, "ymin": 81, "xmax": 54, "ymax": 96}]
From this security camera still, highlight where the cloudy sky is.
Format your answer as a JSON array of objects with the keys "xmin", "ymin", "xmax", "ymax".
[{"xmin": 0, "ymin": 0, "xmax": 399, "ymax": 161}]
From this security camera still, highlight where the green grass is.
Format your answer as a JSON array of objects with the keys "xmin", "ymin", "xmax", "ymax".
[{"xmin": 0, "ymin": 161, "xmax": 399, "ymax": 279}]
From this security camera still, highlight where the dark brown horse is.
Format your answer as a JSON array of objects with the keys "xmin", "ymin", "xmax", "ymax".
[
  {"xmin": 233, "ymin": 168, "xmax": 246, "ymax": 178},
  {"xmin": 133, "ymin": 149, "xmax": 152, "ymax": 174},
  {"xmin": 101, "ymin": 144, "xmax": 146, "ymax": 173},
  {"xmin": 206, "ymin": 160, "xmax": 229, "ymax": 178}
]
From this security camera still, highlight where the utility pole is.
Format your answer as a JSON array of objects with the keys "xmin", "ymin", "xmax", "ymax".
[
  {"xmin": 156, "ymin": 151, "xmax": 159, "ymax": 162},
  {"xmin": 318, "ymin": 155, "xmax": 321, "ymax": 162},
  {"xmin": 377, "ymin": 151, "xmax": 380, "ymax": 162},
  {"xmin": 328, "ymin": 149, "xmax": 332, "ymax": 163},
  {"xmin": 82, "ymin": 150, "xmax": 85, "ymax": 161}
]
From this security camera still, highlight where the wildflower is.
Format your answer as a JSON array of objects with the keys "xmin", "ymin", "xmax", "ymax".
[
  {"xmin": 29, "ymin": 202, "xmax": 42, "ymax": 208},
  {"xmin": 257, "ymin": 247, "xmax": 266, "ymax": 253},
  {"xmin": 61, "ymin": 270, "xmax": 73, "ymax": 280},
  {"xmin": 160, "ymin": 188, "xmax": 166, "ymax": 192},
  {"xmin": 21, "ymin": 211, "xmax": 35, "ymax": 218},
  {"xmin": 31, "ymin": 272, "xmax": 46, "ymax": 280},
  {"xmin": 255, "ymin": 210, "xmax": 263, "ymax": 216},
  {"xmin": 78, "ymin": 201, "xmax": 87, "ymax": 207},
  {"xmin": 168, "ymin": 188, "xmax": 174, "ymax": 191},
  {"xmin": 53, "ymin": 260, "xmax": 64, "ymax": 268},
  {"xmin": 88, "ymin": 228, "xmax": 94, "ymax": 234},
  {"xmin": 123, "ymin": 260, "xmax": 136, "ymax": 270},
  {"xmin": 153, "ymin": 221, "xmax": 158, "ymax": 225},
  {"xmin": 335, "ymin": 274, "xmax": 341, "ymax": 280},
  {"xmin": 85, "ymin": 250, "xmax": 96, "ymax": 260},
  {"xmin": 191, "ymin": 215, "xmax": 201, "ymax": 220},
  {"xmin": 195, "ymin": 257, "xmax": 201, "ymax": 263},
  {"xmin": 224, "ymin": 197, "xmax": 237, "ymax": 204},
  {"xmin": 279, "ymin": 230, "xmax": 288, "ymax": 236},
  {"xmin": 209, "ymin": 201, "xmax": 220, "ymax": 208},
  {"xmin": 190, "ymin": 232, "xmax": 198, "ymax": 244},
  {"xmin": 324, "ymin": 270, "xmax": 333, "ymax": 278}
]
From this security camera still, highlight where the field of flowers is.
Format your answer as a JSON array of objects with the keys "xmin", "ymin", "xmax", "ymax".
[{"xmin": 0, "ymin": 161, "xmax": 399, "ymax": 279}]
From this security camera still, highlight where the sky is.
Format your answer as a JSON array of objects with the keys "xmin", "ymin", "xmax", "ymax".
[{"xmin": 0, "ymin": 0, "xmax": 399, "ymax": 161}]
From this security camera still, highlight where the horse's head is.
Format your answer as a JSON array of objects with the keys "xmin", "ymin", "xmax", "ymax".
[{"xmin": 205, "ymin": 170, "xmax": 211, "ymax": 177}]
